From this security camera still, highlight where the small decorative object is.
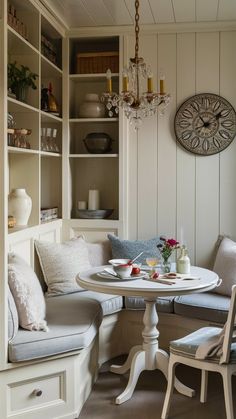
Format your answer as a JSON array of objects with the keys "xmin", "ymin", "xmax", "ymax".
[
  {"xmin": 79, "ymin": 93, "xmax": 105, "ymax": 118},
  {"xmin": 40, "ymin": 207, "xmax": 58, "ymax": 222},
  {"xmin": 175, "ymin": 93, "xmax": 236, "ymax": 156},
  {"xmin": 177, "ymin": 245, "xmax": 191, "ymax": 274},
  {"xmin": 48, "ymin": 83, "xmax": 59, "ymax": 115},
  {"xmin": 8, "ymin": 62, "xmax": 38, "ymax": 103},
  {"xmin": 41, "ymin": 86, "xmax": 49, "ymax": 111},
  {"xmin": 8, "ymin": 215, "xmax": 16, "ymax": 228},
  {"xmin": 101, "ymin": 0, "xmax": 170, "ymax": 129},
  {"xmin": 8, "ymin": 188, "xmax": 32, "ymax": 226},
  {"xmin": 83, "ymin": 132, "xmax": 113, "ymax": 153},
  {"xmin": 88, "ymin": 189, "xmax": 100, "ymax": 210},
  {"xmin": 78, "ymin": 201, "xmax": 87, "ymax": 210},
  {"xmin": 157, "ymin": 237, "xmax": 180, "ymax": 273},
  {"xmin": 8, "ymin": 4, "xmax": 28, "ymax": 41},
  {"xmin": 41, "ymin": 34, "xmax": 58, "ymax": 66}
]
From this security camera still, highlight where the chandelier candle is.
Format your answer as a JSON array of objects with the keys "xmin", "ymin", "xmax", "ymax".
[
  {"xmin": 106, "ymin": 69, "xmax": 112, "ymax": 93},
  {"xmin": 160, "ymin": 74, "xmax": 165, "ymax": 95}
]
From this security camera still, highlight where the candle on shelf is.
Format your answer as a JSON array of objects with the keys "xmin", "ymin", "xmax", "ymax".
[
  {"xmin": 88, "ymin": 189, "xmax": 100, "ymax": 210},
  {"xmin": 147, "ymin": 66, "xmax": 153, "ymax": 93},
  {"xmin": 78, "ymin": 201, "xmax": 87, "ymax": 210},
  {"xmin": 160, "ymin": 71, "xmax": 165, "ymax": 95},
  {"xmin": 106, "ymin": 69, "xmax": 112, "ymax": 93},
  {"xmin": 122, "ymin": 68, "xmax": 128, "ymax": 92}
]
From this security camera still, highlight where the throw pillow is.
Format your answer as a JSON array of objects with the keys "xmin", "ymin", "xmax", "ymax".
[
  {"xmin": 8, "ymin": 253, "xmax": 48, "ymax": 331},
  {"xmin": 8, "ymin": 285, "xmax": 19, "ymax": 341},
  {"xmin": 107, "ymin": 234, "xmax": 161, "ymax": 265},
  {"xmin": 35, "ymin": 237, "xmax": 91, "ymax": 296},
  {"xmin": 213, "ymin": 236, "xmax": 236, "ymax": 296}
]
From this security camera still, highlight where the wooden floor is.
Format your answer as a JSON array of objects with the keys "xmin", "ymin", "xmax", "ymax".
[{"xmin": 79, "ymin": 356, "xmax": 236, "ymax": 419}]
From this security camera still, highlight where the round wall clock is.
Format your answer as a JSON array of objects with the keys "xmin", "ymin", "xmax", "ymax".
[{"xmin": 174, "ymin": 93, "xmax": 236, "ymax": 155}]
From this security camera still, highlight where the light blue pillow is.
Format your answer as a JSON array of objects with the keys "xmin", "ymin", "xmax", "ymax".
[{"xmin": 107, "ymin": 234, "xmax": 161, "ymax": 264}]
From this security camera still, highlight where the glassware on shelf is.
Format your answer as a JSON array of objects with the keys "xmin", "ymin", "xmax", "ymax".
[
  {"xmin": 41, "ymin": 127, "xmax": 47, "ymax": 151},
  {"xmin": 41, "ymin": 127, "xmax": 60, "ymax": 153},
  {"xmin": 52, "ymin": 128, "xmax": 59, "ymax": 153},
  {"xmin": 46, "ymin": 128, "xmax": 52, "ymax": 151}
]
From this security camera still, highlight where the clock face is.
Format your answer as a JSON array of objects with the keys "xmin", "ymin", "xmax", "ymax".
[{"xmin": 174, "ymin": 93, "xmax": 236, "ymax": 155}]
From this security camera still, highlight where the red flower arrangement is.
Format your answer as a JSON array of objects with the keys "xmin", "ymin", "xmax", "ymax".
[{"xmin": 157, "ymin": 237, "xmax": 180, "ymax": 262}]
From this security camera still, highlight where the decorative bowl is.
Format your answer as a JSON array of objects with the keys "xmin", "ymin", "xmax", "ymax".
[
  {"xmin": 77, "ymin": 209, "xmax": 113, "ymax": 219},
  {"xmin": 83, "ymin": 132, "xmax": 113, "ymax": 154}
]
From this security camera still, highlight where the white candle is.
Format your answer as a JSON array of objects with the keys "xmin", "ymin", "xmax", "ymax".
[
  {"xmin": 88, "ymin": 190, "xmax": 100, "ymax": 210},
  {"xmin": 78, "ymin": 201, "xmax": 87, "ymax": 210}
]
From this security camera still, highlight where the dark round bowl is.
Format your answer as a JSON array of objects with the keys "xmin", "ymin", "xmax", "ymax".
[{"xmin": 83, "ymin": 132, "xmax": 112, "ymax": 153}]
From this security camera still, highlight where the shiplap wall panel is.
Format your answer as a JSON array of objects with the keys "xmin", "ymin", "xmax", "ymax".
[
  {"xmin": 137, "ymin": 35, "xmax": 158, "ymax": 239},
  {"xmin": 126, "ymin": 29, "xmax": 236, "ymax": 268},
  {"xmin": 195, "ymin": 32, "xmax": 220, "ymax": 267},
  {"xmin": 157, "ymin": 34, "xmax": 177, "ymax": 238},
  {"xmin": 126, "ymin": 35, "xmax": 138, "ymax": 239},
  {"xmin": 176, "ymin": 33, "xmax": 196, "ymax": 263},
  {"xmin": 219, "ymin": 31, "xmax": 236, "ymax": 239}
]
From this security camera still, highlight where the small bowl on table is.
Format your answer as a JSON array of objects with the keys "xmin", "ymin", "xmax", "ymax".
[
  {"xmin": 109, "ymin": 258, "xmax": 131, "ymax": 266},
  {"xmin": 113, "ymin": 264, "xmax": 133, "ymax": 279}
]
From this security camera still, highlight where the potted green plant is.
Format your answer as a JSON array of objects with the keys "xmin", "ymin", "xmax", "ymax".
[{"xmin": 8, "ymin": 61, "xmax": 38, "ymax": 103}]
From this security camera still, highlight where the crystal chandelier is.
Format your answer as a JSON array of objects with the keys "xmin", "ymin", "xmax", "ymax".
[{"xmin": 101, "ymin": 0, "xmax": 171, "ymax": 130}]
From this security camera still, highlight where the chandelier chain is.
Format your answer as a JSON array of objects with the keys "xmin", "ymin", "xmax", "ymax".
[{"xmin": 134, "ymin": 0, "xmax": 140, "ymax": 60}]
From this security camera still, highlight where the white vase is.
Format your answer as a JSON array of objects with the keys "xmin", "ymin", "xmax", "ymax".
[
  {"xmin": 8, "ymin": 188, "xmax": 32, "ymax": 226},
  {"xmin": 79, "ymin": 93, "xmax": 105, "ymax": 118}
]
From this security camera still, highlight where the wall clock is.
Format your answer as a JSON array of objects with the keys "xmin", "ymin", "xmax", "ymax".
[{"xmin": 174, "ymin": 93, "xmax": 236, "ymax": 156}]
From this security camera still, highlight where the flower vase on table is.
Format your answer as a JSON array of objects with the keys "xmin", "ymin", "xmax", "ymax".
[
  {"xmin": 161, "ymin": 258, "xmax": 171, "ymax": 273},
  {"xmin": 157, "ymin": 237, "xmax": 180, "ymax": 274}
]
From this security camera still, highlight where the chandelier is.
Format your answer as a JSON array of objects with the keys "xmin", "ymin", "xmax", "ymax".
[{"xmin": 101, "ymin": 0, "xmax": 171, "ymax": 129}]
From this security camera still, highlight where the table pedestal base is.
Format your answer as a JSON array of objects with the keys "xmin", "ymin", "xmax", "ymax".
[{"xmin": 110, "ymin": 298, "xmax": 195, "ymax": 405}]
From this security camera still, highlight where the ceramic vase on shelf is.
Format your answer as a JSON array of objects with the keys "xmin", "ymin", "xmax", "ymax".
[
  {"xmin": 79, "ymin": 93, "xmax": 105, "ymax": 118},
  {"xmin": 8, "ymin": 188, "xmax": 32, "ymax": 226}
]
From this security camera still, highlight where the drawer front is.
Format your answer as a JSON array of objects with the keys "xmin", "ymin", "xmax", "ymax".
[{"xmin": 9, "ymin": 372, "xmax": 65, "ymax": 413}]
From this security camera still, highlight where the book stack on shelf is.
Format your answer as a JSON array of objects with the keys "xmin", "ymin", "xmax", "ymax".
[{"xmin": 40, "ymin": 207, "xmax": 58, "ymax": 222}]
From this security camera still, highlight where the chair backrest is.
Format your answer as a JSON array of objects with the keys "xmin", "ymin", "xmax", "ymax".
[{"xmin": 220, "ymin": 285, "xmax": 236, "ymax": 364}]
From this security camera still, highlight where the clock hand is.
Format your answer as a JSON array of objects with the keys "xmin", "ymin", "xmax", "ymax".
[{"xmin": 208, "ymin": 111, "xmax": 222, "ymax": 123}]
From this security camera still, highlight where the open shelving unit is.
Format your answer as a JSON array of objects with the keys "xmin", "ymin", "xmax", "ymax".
[
  {"xmin": 68, "ymin": 35, "xmax": 120, "ymax": 222},
  {"xmin": 7, "ymin": 0, "xmax": 64, "ymax": 231}
]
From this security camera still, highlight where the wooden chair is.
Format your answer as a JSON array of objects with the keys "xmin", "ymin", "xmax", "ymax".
[{"xmin": 161, "ymin": 285, "xmax": 236, "ymax": 419}]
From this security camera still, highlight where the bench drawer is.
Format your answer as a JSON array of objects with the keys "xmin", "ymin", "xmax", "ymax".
[{"xmin": 9, "ymin": 372, "xmax": 65, "ymax": 413}]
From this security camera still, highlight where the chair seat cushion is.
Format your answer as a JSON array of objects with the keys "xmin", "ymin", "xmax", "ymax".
[
  {"xmin": 124, "ymin": 296, "xmax": 174, "ymax": 313},
  {"xmin": 170, "ymin": 326, "xmax": 236, "ymax": 363},
  {"xmin": 9, "ymin": 293, "xmax": 103, "ymax": 362},
  {"xmin": 174, "ymin": 292, "xmax": 230, "ymax": 324}
]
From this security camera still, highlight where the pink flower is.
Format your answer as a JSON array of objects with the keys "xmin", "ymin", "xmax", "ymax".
[{"xmin": 167, "ymin": 238, "xmax": 179, "ymax": 247}]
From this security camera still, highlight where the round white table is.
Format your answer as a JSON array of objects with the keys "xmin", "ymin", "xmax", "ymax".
[{"xmin": 77, "ymin": 266, "xmax": 219, "ymax": 405}]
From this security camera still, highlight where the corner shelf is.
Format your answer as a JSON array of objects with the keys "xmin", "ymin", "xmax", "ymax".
[
  {"xmin": 8, "ymin": 146, "xmax": 40, "ymax": 155},
  {"xmin": 8, "ymin": 97, "xmax": 39, "ymax": 113},
  {"xmin": 41, "ymin": 111, "xmax": 62, "ymax": 122},
  {"xmin": 8, "ymin": 25, "xmax": 39, "ymax": 55}
]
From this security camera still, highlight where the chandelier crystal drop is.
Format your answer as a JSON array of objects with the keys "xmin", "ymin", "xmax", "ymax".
[{"xmin": 101, "ymin": 0, "xmax": 171, "ymax": 130}]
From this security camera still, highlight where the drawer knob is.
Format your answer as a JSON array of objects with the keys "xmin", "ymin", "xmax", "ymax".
[{"xmin": 33, "ymin": 389, "xmax": 42, "ymax": 397}]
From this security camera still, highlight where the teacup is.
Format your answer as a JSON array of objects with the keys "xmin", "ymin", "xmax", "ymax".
[{"xmin": 113, "ymin": 264, "xmax": 133, "ymax": 279}]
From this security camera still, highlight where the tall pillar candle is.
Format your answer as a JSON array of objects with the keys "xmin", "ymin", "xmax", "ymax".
[{"xmin": 88, "ymin": 189, "xmax": 100, "ymax": 210}]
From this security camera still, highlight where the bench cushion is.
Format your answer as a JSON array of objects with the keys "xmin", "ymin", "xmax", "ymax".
[
  {"xmin": 174, "ymin": 292, "xmax": 230, "ymax": 324},
  {"xmin": 82, "ymin": 291, "xmax": 123, "ymax": 315},
  {"xmin": 9, "ymin": 293, "xmax": 103, "ymax": 362},
  {"xmin": 124, "ymin": 296, "xmax": 174, "ymax": 313}
]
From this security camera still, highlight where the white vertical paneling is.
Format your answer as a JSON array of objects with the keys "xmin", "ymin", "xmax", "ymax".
[
  {"xmin": 219, "ymin": 31, "xmax": 236, "ymax": 240},
  {"xmin": 137, "ymin": 35, "xmax": 158, "ymax": 239},
  {"xmin": 176, "ymin": 33, "xmax": 196, "ymax": 263},
  {"xmin": 195, "ymin": 32, "xmax": 220, "ymax": 267},
  {"xmin": 126, "ymin": 34, "xmax": 138, "ymax": 239},
  {"xmin": 157, "ymin": 34, "xmax": 177, "ymax": 238},
  {"xmin": 218, "ymin": 0, "xmax": 236, "ymax": 20}
]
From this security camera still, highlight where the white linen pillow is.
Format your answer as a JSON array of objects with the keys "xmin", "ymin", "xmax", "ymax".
[
  {"xmin": 213, "ymin": 237, "xmax": 236, "ymax": 296},
  {"xmin": 8, "ymin": 253, "xmax": 48, "ymax": 331},
  {"xmin": 35, "ymin": 237, "xmax": 91, "ymax": 296}
]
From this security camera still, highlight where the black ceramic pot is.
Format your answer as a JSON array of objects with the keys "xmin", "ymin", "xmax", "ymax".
[{"xmin": 83, "ymin": 132, "xmax": 113, "ymax": 153}]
